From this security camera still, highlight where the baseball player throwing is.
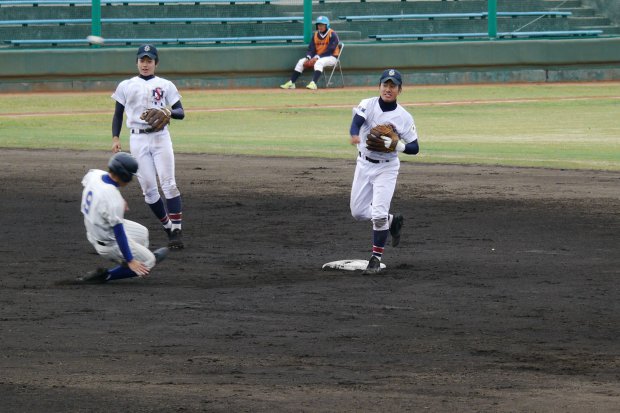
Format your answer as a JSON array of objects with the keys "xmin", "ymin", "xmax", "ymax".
[
  {"xmin": 349, "ymin": 69, "xmax": 420, "ymax": 274},
  {"xmin": 77, "ymin": 152, "xmax": 168, "ymax": 284},
  {"xmin": 111, "ymin": 44, "xmax": 186, "ymax": 249}
]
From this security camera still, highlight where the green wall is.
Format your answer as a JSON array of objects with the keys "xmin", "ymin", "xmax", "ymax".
[{"xmin": 1, "ymin": 37, "xmax": 619, "ymax": 92}]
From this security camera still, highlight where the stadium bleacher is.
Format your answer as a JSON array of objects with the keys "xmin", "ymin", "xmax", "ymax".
[{"xmin": 0, "ymin": 0, "xmax": 615, "ymax": 48}]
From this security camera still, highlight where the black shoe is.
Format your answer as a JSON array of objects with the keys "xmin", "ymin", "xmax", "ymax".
[
  {"xmin": 389, "ymin": 214, "xmax": 404, "ymax": 247},
  {"xmin": 153, "ymin": 247, "xmax": 169, "ymax": 264},
  {"xmin": 76, "ymin": 268, "xmax": 109, "ymax": 284},
  {"xmin": 363, "ymin": 256, "xmax": 382, "ymax": 275},
  {"xmin": 168, "ymin": 229, "xmax": 184, "ymax": 249}
]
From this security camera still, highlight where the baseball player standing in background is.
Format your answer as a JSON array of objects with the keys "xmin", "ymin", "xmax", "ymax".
[
  {"xmin": 279, "ymin": 16, "xmax": 340, "ymax": 90},
  {"xmin": 77, "ymin": 152, "xmax": 168, "ymax": 284},
  {"xmin": 349, "ymin": 69, "xmax": 420, "ymax": 274},
  {"xmin": 111, "ymin": 44, "xmax": 186, "ymax": 249}
]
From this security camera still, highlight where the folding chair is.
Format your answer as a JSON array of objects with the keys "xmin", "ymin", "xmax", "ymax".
[{"xmin": 323, "ymin": 42, "xmax": 344, "ymax": 88}]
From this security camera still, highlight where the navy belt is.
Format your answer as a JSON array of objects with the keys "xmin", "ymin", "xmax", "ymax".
[
  {"xmin": 131, "ymin": 128, "xmax": 153, "ymax": 134},
  {"xmin": 359, "ymin": 151, "xmax": 390, "ymax": 164}
]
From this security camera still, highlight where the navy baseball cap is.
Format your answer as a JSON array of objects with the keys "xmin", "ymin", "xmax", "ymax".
[
  {"xmin": 380, "ymin": 69, "xmax": 402, "ymax": 86},
  {"xmin": 137, "ymin": 44, "xmax": 158, "ymax": 60}
]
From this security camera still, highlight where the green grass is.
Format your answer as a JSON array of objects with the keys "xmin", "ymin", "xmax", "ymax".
[{"xmin": 1, "ymin": 83, "xmax": 619, "ymax": 170}]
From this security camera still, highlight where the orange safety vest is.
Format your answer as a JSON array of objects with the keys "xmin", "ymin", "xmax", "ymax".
[{"xmin": 313, "ymin": 29, "xmax": 340, "ymax": 57}]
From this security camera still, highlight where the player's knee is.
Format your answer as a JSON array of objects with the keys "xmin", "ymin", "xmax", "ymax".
[
  {"xmin": 372, "ymin": 216, "xmax": 388, "ymax": 230},
  {"xmin": 143, "ymin": 252, "xmax": 156, "ymax": 269},
  {"xmin": 161, "ymin": 182, "xmax": 180, "ymax": 199},
  {"xmin": 143, "ymin": 188, "xmax": 160, "ymax": 204},
  {"xmin": 350, "ymin": 209, "xmax": 368, "ymax": 221}
]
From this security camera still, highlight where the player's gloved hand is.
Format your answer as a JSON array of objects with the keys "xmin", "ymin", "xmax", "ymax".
[
  {"xmin": 304, "ymin": 56, "xmax": 319, "ymax": 68},
  {"xmin": 381, "ymin": 136, "xmax": 406, "ymax": 152},
  {"xmin": 366, "ymin": 124, "xmax": 400, "ymax": 153},
  {"xmin": 306, "ymin": 55, "xmax": 312, "ymax": 60},
  {"xmin": 140, "ymin": 107, "xmax": 172, "ymax": 132}
]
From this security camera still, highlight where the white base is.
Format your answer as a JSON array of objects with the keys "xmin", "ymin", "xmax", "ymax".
[{"xmin": 322, "ymin": 259, "xmax": 386, "ymax": 272}]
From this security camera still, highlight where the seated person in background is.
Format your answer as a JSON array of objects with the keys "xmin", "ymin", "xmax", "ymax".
[{"xmin": 280, "ymin": 16, "xmax": 340, "ymax": 90}]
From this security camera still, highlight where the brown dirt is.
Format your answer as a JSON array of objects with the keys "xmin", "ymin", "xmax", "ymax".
[{"xmin": 1, "ymin": 149, "xmax": 619, "ymax": 412}]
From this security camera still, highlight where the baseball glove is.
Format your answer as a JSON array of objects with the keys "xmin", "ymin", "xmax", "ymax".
[
  {"xmin": 303, "ymin": 57, "xmax": 318, "ymax": 68},
  {"xmin": 366, "ymin": 124, "xmax": 400, "ymax": 153},
  {"xmin": 140, "ymin": 107, "xmax": 172, "ymax": 132}
]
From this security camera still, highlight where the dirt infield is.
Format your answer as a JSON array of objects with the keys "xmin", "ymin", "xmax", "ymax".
[{"xmin": 1, "ymin": 149, "xmax": 619, "ymax": 412}]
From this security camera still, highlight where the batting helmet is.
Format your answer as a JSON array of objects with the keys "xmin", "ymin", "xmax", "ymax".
[
  {"xmin": 108, "ymin": 152, "xmax": 138, "ymax": 183},
  {"xmin": 315, "ymin": 16, "xmax": 330, "ymax": 30}
]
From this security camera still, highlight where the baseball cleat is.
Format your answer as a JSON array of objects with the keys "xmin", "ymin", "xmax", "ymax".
[
  {"xmin": 280, "ymin": 80, "xmax": 295, "ymax": 89},
  {"xmin": 167, "ymin": 229, "xmax": 184, "ymax": 249},
  {"xmin": 306, "ymin": 81, "xmax": 318, "ymax": 90},
  {"xmin": 389, "ymin": 214, "xmax": 404, "ymax": 247},
  {"xmin": 153, "ymin": 247, "xmax": 169, "ymax": 264},
  {"xmin": 363, "ymin": 256, "xmax": 382, "ymax": 275},
  {"xmin": 76, "ymin": 268, "xmax": 109, "ymax": 284}
]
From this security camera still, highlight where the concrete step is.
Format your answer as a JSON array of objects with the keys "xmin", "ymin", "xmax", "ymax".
[
  {"xmin": 559, "ymin": 7, "xmax": 597, "ymax": 17},
  {"xmin": 542, "ymin": 0, "xmax": 583, "ymax": 8},
  {"xmin": 580, "ymin": 25, "xmax": 620, "ymax": 34},
  {"xmin": 569, "ymin": 16, "xmax": 612, "ymax": 27},
  {"xmin": 337, "ymin": 30, "xmax": 362, "ymax": 41}
]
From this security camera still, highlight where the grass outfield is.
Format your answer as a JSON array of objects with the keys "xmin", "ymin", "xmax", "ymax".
[{"xmin": 0, "ymin": 83, "xmax": 618, "ymax": 170}]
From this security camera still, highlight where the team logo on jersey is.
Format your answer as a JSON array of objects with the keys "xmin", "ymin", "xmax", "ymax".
[{"xmin": 151, "ymin": 87, "xmax": 165, "ymax": 102}]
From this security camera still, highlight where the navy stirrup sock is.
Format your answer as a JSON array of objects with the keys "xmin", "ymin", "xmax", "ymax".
[
  {"xmin": 148, "ymin": 198, "xmax": 170, "ymax": 226},
  {"xmin": 312, "ymin": 70, "xmax": 321, "ymax": 83},
  {"xmin": 166, "ymin": 195, "xmax": 183, "ymax": 227},
  {"xmin": 107, "ymin": 265, "xmax": 137, "ymax": 281},
  {"xmin": 372, "ymin": 229, "xmax": 389, "ymax": 259}
]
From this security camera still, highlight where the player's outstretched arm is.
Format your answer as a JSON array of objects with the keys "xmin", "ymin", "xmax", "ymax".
[{"xmin": 112, "ymin": 102, "xmax": 125, "ymax": 152}]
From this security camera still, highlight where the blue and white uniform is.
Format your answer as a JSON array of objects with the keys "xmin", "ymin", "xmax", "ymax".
[{"xmin": 81, "ymin": 169, "xmax": 155, "ymax": 269}]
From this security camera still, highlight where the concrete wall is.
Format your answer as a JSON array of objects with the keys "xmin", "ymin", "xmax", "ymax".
[
  {"xmin": 1, "ymin": 37, "xmax": 620, "ymax": 92},
  {"xmin": 582, "ymin": 0, "xmax": 620, "ymax": 24}
]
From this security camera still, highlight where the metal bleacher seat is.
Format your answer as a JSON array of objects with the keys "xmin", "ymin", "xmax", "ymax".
[
  {"xmin": 0, "ymin": 16, "xmax": 303, "ymax": 26},
  {"xmin": 0, "ymin": 0, "xmax": 271, "ymax": 5},
  {"xmin": 5, "ymin": 35, "xmax": 305, "ymax": 46},
  {"xmin": 369, "ymin": 29, "xmax": 603, "ymax": 41}
]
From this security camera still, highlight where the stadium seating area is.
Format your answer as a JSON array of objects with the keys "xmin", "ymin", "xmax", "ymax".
[{"xmin": 0, "ymin": 0, "xmax": 617, "ymax": 47}]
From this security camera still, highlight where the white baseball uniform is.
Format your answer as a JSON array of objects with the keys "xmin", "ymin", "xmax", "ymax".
[
  {"xmin": 350, "ymin": 97, "xmax": 418, "ymax": 231},
  {"xmin": 111, "ymin": 76, "xmax": 181, "ymax": 204},
  {"xmin": 81, "ymin": 169, "xmax": 155, "ymax": 268}
]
